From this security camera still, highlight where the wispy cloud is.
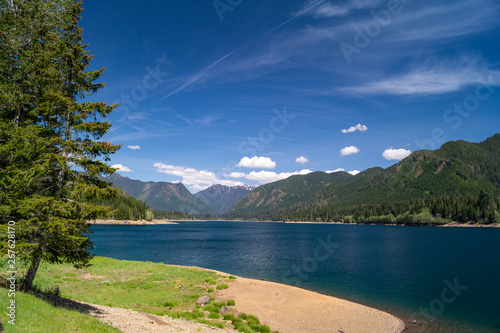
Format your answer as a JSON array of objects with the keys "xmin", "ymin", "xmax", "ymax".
[
  {"xmin": 127, "ymin": 145, "xmax": 141, "ymax": 150},
  {"xmin": 158, "ymin": 49, "xmax": 240, "ymax": 101},
  {"xmin": 339, "ymin": 57, "xmax": 500, "ymax": 96}
]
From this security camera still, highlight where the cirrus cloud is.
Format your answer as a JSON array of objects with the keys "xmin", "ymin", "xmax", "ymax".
[
  {"xmin": 382, "ymin": 148, "xmax": 412, "ymax": 161},
  {"xmin": 237, "ymin": 156, "xmax": 277, "ymax": 169},
  {"xmin": 340, "ymin": 146, "xmax": 360, "ymax": 156},
  {"xmin": 127, "ymin": 145, "xmax": 141, "ymax": 150}
]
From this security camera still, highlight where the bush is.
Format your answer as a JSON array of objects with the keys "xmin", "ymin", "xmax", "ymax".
[
  {"xmin": 238, "ymin": 313, "xmax": 248, "ymax": 320},
  {"xmin": 227, "ymin": 299, "xmax": 236, "ymax": 306},
  {"xmin": 208, "ymin": 313, "xmax": 220, "ymax": 319},
  {"xmin": 217, "ymin": 284, "xmax": 229, "ymax": 290},
  {"xmin": 163, "ymin": 301, "xmax": 177, "ymax": 307},
  {"xmin": 212, "ymin": 301, "xmax": 226, "ymax": 308}
]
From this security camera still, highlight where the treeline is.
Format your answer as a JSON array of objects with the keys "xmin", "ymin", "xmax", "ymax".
[
  {"xmin": 224, "ymin": 192, "xmax": 500, "ymax": 225},
  {"xmin": 89, "ymin": 195, "xmax": 154, "ymax": 221},
  {"xmin": 152, "ymin": 209, "xmax": 195, "ymax": 220}
]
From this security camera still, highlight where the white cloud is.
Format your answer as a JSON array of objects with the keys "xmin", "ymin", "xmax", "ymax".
[
  {"xmin": 154, "ymin": 163, "xmax": 244, "ymax": 190},
  {"xmin": 111, "ymin": 164, "xmax": 133, "ymax": 172},
  {"xmin": 237, "ymin": 156, "xmax": 277, "ymax": 169},
  {"xmin": 340, "ymin": 146, "xmax": 360, "ymax": 156},
  {"xmin": 382, "ymin": 148, "xmax": 412, "ymax": 161},
  {"xmin": 348, "ymin": 0, "xmax": 383, "ymax": 9},
  {"xmin": 348, "ymin": 170, "xmax": 361, "ymax": 176},
  {"xmin": 229, "ymin": 169, "xmax": 313, "ymax": 184},
  {"xmin": 127, "ymin": 145, "xmax": 141, "ymax": 150},
  {"xmin": 339, "ymin": 57, "xmax": 500, "ymax": 96},
  {"xmin": 310, "ymin": 2, "xmax": 350, "ymax": 17},
  {"xmin": 296, "ymin": 156, "xmax": 309, "ymax": 164},
  {"xmin": 342, "ymin": 124, "xmax": 368, "ymax": 134},
  {"xmin": 326, "ymin": 168, "xmax": 345, "ymax": 173}
]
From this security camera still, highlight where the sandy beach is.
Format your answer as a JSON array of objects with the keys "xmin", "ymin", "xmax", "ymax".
[
  {"xmin": 216, "ymin": 274, "xmax": 405, "ymax": 333},
  {"xmin": 88, "ymin": 219, "xmax": 179, "ymax": 225}
]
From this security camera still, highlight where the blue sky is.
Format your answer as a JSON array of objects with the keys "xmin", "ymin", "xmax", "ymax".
[{"xmin": 81, "ymin": 0, "xmax": 500, "ymax": 192}]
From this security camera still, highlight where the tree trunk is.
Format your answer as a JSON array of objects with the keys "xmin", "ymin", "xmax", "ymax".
[{"xmin": 20, "ymin": 256, "xmax": 42, "ymax": 292}]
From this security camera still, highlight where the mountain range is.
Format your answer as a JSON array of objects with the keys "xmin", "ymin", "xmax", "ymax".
[
  {"xmin": 105, "ymin": 174, "xmax": 217, "ymax": 214},
  {"xmin": 105, "ymin": 175, "xmax": 255, "ymax": 215},
  {"xmin": 228, "ymin": 134, "xmax": 500, "ymax": 217},
  {"xmin": 107, "ymin": 134, "xmax": 499, "ymax": 220},
  {"xmin": 194, "ymin": 184, "xmax": 255, "ymax": 213}
]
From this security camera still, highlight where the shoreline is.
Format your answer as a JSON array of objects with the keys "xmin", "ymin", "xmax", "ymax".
[
  {"xmin": 205, "ymin": 267, "xmax": 406, "ymax": 333},
  {"xmin": 88, "ymin": 219, "xmax": 499, "ymax": 228}
]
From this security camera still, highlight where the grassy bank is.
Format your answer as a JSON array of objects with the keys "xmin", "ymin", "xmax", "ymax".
[
  {"xmin": 3, "ymin": 256, "xmax": 274, "ymax": 332},
  {"xmin": 0, "ymin": 290, "xmax": 120, "ymax": 333}
]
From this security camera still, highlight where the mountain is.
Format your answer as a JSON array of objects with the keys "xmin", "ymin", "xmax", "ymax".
[
  {"xmin": 228, "ymin": 134, "xmax": 500, "ymax": 217},
  {"xmin": 193, "ymin": 184, "xmax": 256, "ymax": 213},
  {"xmin": 228, "ymin": 171, "xmax": 353, "ymax": 214},
  {"xmin": 105, "ymin": 174, "xmax": 217, "ymax": 215}
]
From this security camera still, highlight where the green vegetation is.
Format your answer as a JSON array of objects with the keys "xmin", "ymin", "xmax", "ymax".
[
  {"xmin": 1, "ymin": 256, "xmax": 277, "ymax": 332},
  {"xmin": 89, "ymin": 195, "xmax": 154, "ymax": 221},
  {"xmin": 0, "ymin": 290, "xmax": 120, "ymax": 333},
  {"xmin": 0, "ymin": 0, "xmax": 121, "ymax": 291}
]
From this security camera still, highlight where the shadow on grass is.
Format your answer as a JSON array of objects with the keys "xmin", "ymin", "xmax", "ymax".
[{"xmin": 32, "ymin": 291, "xmax": 103, "ymax": 316}]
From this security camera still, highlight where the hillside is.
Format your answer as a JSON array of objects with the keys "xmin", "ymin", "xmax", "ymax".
[
  {"xmin": 229, "ymin": 171, "xmax": 353, "ymax": 214},
  {"xmin": 194, "ymin": 184, "xmax": 255, "ymax": 213},
  {"xmin": 105, "ymin": 174, "xmax": 217, "ymax": 215},
  {"xmin": 227, "ymin": 134, "xmax": 500, "ymax": 218}
]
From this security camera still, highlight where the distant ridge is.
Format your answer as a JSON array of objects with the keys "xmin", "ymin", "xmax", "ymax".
[
  {"xmin": 105, "ymin": 174, "xmax": 217, "ymax": 215},
  {"xmin": 194, "ymin": 184, "xmax": 256, "ymax": 213}
]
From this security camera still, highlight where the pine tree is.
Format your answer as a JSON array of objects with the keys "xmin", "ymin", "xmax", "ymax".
[{"xmin": 0, "ymin": 0, "xmax": 120, "ymax": 291}]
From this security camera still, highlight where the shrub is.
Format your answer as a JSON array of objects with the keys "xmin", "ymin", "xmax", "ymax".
[
  {"xmin": 238, "ymin": 313, "xmax": 248, "ymax": 320},
  {"xmin": 163, "ymin": 301, "xmax": 177, "ymax": 307},
  {"xmin": 208, "ymin": 313, "xmax": 220, "ymax": 319},
  {"xmin": 227, "ymin": 299, "xmax": 236, "ymax": 306},
  {"xmin": 212, "ymin": 301, "xmax": 226, "ymax": 308},
  {"xmin": 217, "ymin": 284, "xmax": 229, "ymax": 290}
]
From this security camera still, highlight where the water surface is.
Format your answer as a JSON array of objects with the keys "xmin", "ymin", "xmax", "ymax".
[{"xmin": 89, "ymin": 222, "xmax": 500, "ymax": 332}]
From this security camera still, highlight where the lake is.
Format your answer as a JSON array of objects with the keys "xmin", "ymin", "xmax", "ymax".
[{"xmin": 89, "ymin": 221, "xmax": 500, "ymax": 332}]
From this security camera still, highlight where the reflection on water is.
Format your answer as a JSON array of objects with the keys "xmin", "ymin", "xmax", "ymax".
[{"xmin": 89, "ymin": 222, "xmax": 500, "ymax": 332}]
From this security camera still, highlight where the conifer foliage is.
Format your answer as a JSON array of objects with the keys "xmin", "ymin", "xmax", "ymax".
[{"xmin": 0, "ymin": 0, "xmax": 120, "ymax": 291}]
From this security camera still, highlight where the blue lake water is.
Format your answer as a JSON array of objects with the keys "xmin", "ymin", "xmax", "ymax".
[{"xmin": 89, "ymin": 222, "xmax": 500, "ymax": 332}]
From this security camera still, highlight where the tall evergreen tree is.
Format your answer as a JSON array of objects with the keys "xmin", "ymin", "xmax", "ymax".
[{"xmin": 0, "ymin": 0, "xmax": 121, "ymax": 291}]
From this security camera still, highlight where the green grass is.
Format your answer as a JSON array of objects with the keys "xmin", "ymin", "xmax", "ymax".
[
  {"xmin": 0, "ymin": 290, "xmax": 120, "ymax": 333},
  {"xmin": 8, "ymin": 256, "xmax": 278, "ymax": 332},
  {"xmin": 31, "ymin": 256, "xmax": 227, "ymax": 316}
]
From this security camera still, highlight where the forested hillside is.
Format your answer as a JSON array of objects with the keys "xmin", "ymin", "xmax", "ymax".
[{"xmin": 226, "ymin": 134, "xmax": 500, "ymax": 224}]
